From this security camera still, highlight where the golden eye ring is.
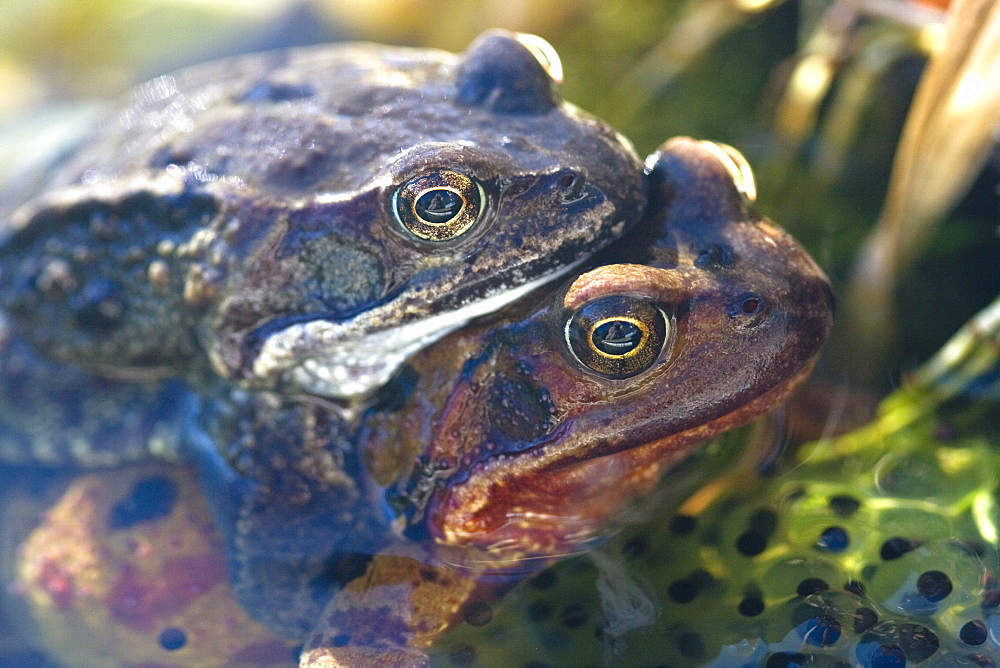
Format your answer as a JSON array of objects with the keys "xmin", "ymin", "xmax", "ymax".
[
  {"xmin": 392, "ymin": 170, "xmax": 484, "ymax": 241},
  {"xmin": 565, "ymin": 296, "xmax": 668, "ymax": 379}
]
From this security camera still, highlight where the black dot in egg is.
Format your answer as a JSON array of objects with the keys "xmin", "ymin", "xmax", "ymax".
[
  {"xmin": 448, "ymin": 644, "xmax": 477, "ymax": 666},
  {"xmin": 331, "ymin": 633, "xmax": 351, "ymax": 647},
  {"xmin": 853, "ymin": 607, "xmax": 879, "ymax": 633},
  {"xmin": 526, "ymin": 601, "xmax": 552, "ymax": 622},
  {"xmin": 982, "ymin": 589, "xmax": 1000, "ymax": 610},
  {"xmin": 462, "ymin": 600, "xmax": 493, "ymax": 627},
  {"xmin": 677, "ymin": 631, "xmax": 705, "ymax": 660},
  {"xmin": 559, "ymin": 604, "xmax": 588, "ymax": 629},
  {"xmin": 828, "ymin": 495, "xmax": 861, "ymax": 517},
  {"xmin": 158, "ymin": 627, "xmax": 186, "ymax": 651},
  {"xmin": 738, "ymin": 595, "xmax": 765, "ymax": 617},
  {"xmin": 880, "ymin": 537, "xmax": 917, "ymax": 561},
  {"xmin": 916, "ymin": 570, "xmax": 952, "ymax": 602},
  {"xmin": 736, "ymin": 530, "xmax": 768, "ymax": 556},
  {"xmin": 801, "ymin": 614, "xmax": 842, "ymax": 647},
  {"xmin": 816, "ymin": 526, "xmax": 849, "ymax": 552},
  {"xmin": 961, "ymin": 620, "xmax": 989, "ymax": 646},
  {"xmin": 869, "ymin": 643, "xmax": 906, "ymax": 668},
  {"xmin": 796, "ymin": 578, "xmax": 830, "ymax": 596},
  {"xmin": 844, "ymin": 580, "xmax": 866, "ymax": 597},
  {"xmin": 667, "ymin": 578, "xmax": 698, "ymax": 604},
  {"xmin": 528, "ymin": 570, "xmax": 557, "ymax": 590},
  {"xmin": 671, "ymin": 514, "xmax": 697, "ymax": 535},
  {"xmin": 969, "ymin": 653, "xmax": 997, "ymax": 668},
  {"xmin": 899, "ymin": 623, "xmax": 939, "ymax": 662}
]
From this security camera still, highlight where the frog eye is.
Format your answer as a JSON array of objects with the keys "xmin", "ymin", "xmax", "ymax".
[
  {"xmin": 565, "ymin": 296, "xmax": 668, "ymax": 379},
  {"xmin": 393, "ymin": 170, "xmax": 484, "ymax": 241}
]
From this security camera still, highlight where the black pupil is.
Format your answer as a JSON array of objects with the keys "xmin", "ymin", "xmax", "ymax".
[
  {"xmin": 415, "ymin": 189, "xmax": 463, "ymax": 224},
  {"xmin": 592, "ymin": 320, "xmax": 642, "ymax": 356}
]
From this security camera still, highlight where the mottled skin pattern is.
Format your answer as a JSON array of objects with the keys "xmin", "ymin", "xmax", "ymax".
[
  {"xmin": 0, "ymin": 314, "xmax": 191, "ymax": 467},
  {"xmin": 300, "ymin": 138, "xmax": 833, "ymax": 665},
  {"xmin": 188, "ymin": 384, "xmax": 385, "ymax": 638},
  {"xmin": 0, "ymin": 30, "xmax": 644, "ymax": 402}
]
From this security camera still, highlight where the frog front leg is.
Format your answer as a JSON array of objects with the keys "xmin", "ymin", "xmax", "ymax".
[
  {"xmin": 187, "ymin": 385, "xmax": 391, "ymax": 638},
  {"xmin": 301, "ymin": 542, "xmax": 501, "ymax": 668}
]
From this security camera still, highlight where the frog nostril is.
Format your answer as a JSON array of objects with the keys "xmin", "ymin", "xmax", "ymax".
[
  {"xmin": 553, "ymin": 170, "xmax": 585, "ymax": 203},
  {"xmin": 695, "ymin": 243, "xmax": 736, "ymax": 269},
  {"xmin": 728, "ymin": 293, "xmax": 768, "ymax": 330}
]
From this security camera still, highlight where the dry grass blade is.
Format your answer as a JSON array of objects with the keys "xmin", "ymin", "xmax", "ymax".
[{"xmin": 843, "ymin": 0, "xmax": 1000, "ymax": 381}]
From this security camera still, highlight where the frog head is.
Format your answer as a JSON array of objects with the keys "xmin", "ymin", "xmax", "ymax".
[{"xmin": 363, "ymin": 137, "xmax": 834, "ymax": 562}]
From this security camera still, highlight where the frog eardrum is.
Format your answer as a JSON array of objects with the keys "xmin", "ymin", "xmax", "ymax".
[
  {"xmin": 565, "ymin": 295, "xmax": 669, "ymax": 378},
  {"xmin": 392, "ymin": 169, "xmax": 485, "ymax": 241}
]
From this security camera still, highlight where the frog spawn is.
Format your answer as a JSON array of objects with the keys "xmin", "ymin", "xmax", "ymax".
[{"xmin": 431, "ymin": 424, "xmax": 1000, "ymax": 667}]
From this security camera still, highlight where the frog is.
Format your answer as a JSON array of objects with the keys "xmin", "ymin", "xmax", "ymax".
[
  {"xmin": 0, "ymin": 125, "xmax": 831, "ymax": 664},
  {"xmin": 284, "ymin": 136, "xmax": 831, "ymax": 665},
  {"xmin": 0, "ymin": 29, "xmax": 645, "ymax": 404}
]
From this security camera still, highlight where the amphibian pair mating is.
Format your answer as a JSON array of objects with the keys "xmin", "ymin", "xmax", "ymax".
[{"xmin": 0, "ymin": 31, "xmax": 833, "ymax": 666}]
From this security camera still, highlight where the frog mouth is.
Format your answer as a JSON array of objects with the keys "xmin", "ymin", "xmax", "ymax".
[
  {"xmin": 245, "ymin": 256, "xmax": 587, "ymax": 401},
  {"xmin": 419, "ymin": 359, "xmax": 820, "ymax": 561}
]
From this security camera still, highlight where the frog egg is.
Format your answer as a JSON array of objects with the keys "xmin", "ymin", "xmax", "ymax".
[
  {"xmin": 872, "ymin": 447, "xmax": 994, "ymax": 507},
  {"xmin": 864, "ymin": 539, "xmax": 987, "ymax": 619},
  {"xmin": 781, "ymin": 484, "xmax": 878, "ymax": 558}
]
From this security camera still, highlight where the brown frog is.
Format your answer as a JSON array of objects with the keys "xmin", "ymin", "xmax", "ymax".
[
  {"xmin": 0, "ymin": 30, "xmax": 644, "ymax": 403},
  {"xmin": 299, "ymin": 137, "xmax": 835, "ymax": 665},
  {"xmin": 0, "ymin": 137, "xmax": 831, "ymax": 666}
]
